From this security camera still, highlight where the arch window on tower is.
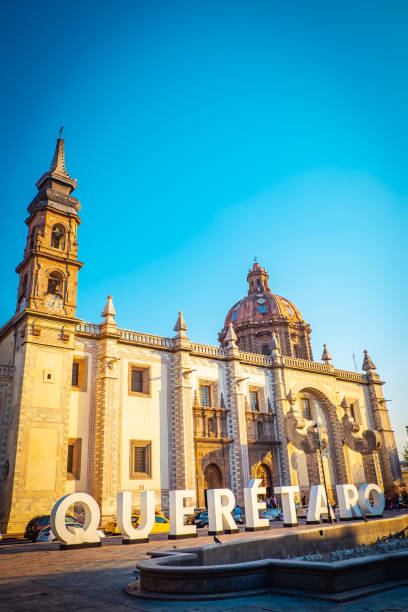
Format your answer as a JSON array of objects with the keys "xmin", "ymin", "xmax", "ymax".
[
  {"xmin": 293, "ymin": 344, "xmax": 300, "ymax": 358},
  {"xmin": 47, "ymin": 271, "xmax": 63, "ymax": 295},
  {"xmin": 51, "ymin": 224, "xmax": 66, "ymax": 249},
  {"xmin": 261, "ymin": 344, "xmax": 270, "ymax": 355},
  {"xmin": 257, "ymin": 279, "xmax": 262, "ymax": 291},
  {"xmin": 257, "ymin": 420, "xmax": 264, "ymax": 439}
]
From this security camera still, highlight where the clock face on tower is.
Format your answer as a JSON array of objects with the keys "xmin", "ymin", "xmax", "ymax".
[{"xmin": 44, "ymin": 293, "xmax": 64, "ymax": 313}]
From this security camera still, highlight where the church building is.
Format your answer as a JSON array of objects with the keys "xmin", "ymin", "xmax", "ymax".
[{"xmin": 0, "ymin": 136, "xmax": 402, "ymax": 533}]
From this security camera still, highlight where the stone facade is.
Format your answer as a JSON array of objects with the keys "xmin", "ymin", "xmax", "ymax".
[{"xmin": 0, "ymin": 136, "xmax": 403, "ymax": 534}]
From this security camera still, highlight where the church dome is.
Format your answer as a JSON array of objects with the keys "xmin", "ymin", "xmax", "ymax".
[
  {"xmin": 219, "ymin": 262, "xmax": 312, "ymax": 359},
  {"xmin": 224, "ymin": 290, "xmax": 303, "ymax": 328}
]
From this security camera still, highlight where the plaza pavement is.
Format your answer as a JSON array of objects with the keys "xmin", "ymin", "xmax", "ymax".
[{"xmin": 1, "ymin": 516, "xmax": 408, "ymax": 611}]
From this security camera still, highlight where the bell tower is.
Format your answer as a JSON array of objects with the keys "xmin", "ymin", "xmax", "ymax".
[{"xmin": 15, "ymin": 129, "xmax": 82, "ymax": 318}]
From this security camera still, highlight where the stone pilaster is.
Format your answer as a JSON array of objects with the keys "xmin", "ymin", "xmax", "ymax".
[
  {"xmin": 270, "ymin": 355, "xmax": 291, "ymax": 487},
  {"xmin": 92, "ymin": 297, "xmax": 121, "ymax": 521},
  {"xmin": 362, "ymin": 353, "xmax": 400, "ymax": 494},
  {"xmin": 365, "ymin": 374, "xmax": 400, "ymax": 493},
  {"xmin": 361, "ymin": 451, "xmax": 383, "ymax": 488},
  {"xmin": 172, "ymin": 313, "xmax": 195, "ymax": 491},
  {"xmin": 224, "ymin": 325, "xmax": 249, "ymax": 506}
]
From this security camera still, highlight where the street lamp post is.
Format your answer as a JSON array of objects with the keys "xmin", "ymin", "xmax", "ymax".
[{"xmin": 313, "ymin": 422, "xmax": 335, "ymax": 523}]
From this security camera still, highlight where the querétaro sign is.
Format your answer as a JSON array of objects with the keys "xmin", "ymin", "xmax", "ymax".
[{"xmin": 50, "ymin": 479, "xmax": 385, "ymax": 546}]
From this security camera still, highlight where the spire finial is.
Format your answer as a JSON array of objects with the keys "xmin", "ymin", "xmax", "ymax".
[
  {"xmin": 224, "ymin": 322, "xmax": 238, "ymax": 349},
  {"xmin": 254, "ymin": 256, "xmax": 258, "ymax": 263},
  {"xmin": 174, "ymin": 311, "xmax": 188, "ymax": 337},
  {"xmin": 101, "ymin": 295, "xmax": 116, "ymax": 321},
  {"xmin": 362, "ymin": 350, "xmax": 376, "ymax": 371},
  {"xmin": 35, "ymin": 130, "xmax": 77, "ymax": 194},
  {"xmin": 321, "ymin": 344, "xmax": 332, "ymax": 363}
]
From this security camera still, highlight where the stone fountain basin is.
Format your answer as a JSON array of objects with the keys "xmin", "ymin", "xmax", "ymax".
[{"xmin": 127, "ymin": 514, "xmax": 408, "ymax": 602}]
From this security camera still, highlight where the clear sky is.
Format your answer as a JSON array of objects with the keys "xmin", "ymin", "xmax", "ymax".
[{"xmin": 1, "ymin": 1, "xmax": 407, "ymax": 455}]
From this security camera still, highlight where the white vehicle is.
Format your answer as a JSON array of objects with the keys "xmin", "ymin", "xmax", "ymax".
[{"xmin": 37, "ymin": 522, "xmax": 105, "ymax": 542}]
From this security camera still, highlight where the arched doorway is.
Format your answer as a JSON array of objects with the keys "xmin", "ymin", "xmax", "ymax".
[
  {"xmin": 203, "ymin": 463, "xmax": 223, "ymax": 507},
  {"xmin": 255, "ymin": 463, "xmax": 273, "ymax": 499}
]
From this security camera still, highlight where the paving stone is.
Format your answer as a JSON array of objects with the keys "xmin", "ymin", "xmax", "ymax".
[{"xmin": 2, "ymin": 533, "xmax": 408, "ymax": 610}]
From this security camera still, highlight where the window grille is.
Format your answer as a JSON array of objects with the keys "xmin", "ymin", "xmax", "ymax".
[
  {"xmin": 250, "ymin": 391, "xmax": 259, "ymax": 411},
  {"xmin": 200, "ymin": 385, "xmax": 211, "ymax": 407}
]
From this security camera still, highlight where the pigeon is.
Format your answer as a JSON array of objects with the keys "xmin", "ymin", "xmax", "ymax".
[
  {"xmin": 214, "ymin": 535, "xmax": 222, "ymax": 544},
  {"xmin": 173, "ymin": 545, "xmax": 177, "ymax": 549}
]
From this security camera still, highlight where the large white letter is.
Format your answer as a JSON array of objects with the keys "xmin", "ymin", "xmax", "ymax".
[
  {"xmin": 307, "ymin": 485, "xmax": 335, "ymax": 524},
  {"xmin": 207, "ymin": 488, "xmax": 237, "ymax": 534},
  {"xmin": 336, "ymin": 484, "xmax": 362, "ymax": 520},
  {"xmin": 117, "ymin": 490, "xmax": 155, "ymax": 542},
  {"xmin": 50, "ymin": 492, "xmax": 100, "ymax": 546},
  {"xmin": 358, "ymin": 483, "xmax": 385, "ymax": 516},
  {"xmin": 275, "ymin": 485, "xmax": 299, "ymax": 527},
  {"xmin": 169, "ymin": 490, "xmax": 197, "ymax": 539},
  {"xmin": 243, "ymin": 479, "xmax": 270, "ymax": 531}
]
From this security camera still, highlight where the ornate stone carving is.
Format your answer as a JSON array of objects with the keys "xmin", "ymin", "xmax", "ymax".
[
  {"xmin": 341, "ymin": 408, "xmax": 381, "ymax": 454},
  {"xmin": 284, "ymin": 408, "xmax": 322, "ymax": 453}
]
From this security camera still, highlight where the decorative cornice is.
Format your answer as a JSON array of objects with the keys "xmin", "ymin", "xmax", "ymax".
[{"xmin": 28, "ymin": 188, "xmax": 81, "ymax": 216}]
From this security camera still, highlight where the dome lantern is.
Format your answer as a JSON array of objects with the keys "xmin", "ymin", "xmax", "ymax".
[{"xmin": 247, "ymin": 261, "xmax": 271, "ymax": 295}]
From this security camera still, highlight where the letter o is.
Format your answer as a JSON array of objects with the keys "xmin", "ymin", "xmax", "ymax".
[
  {"xmin": 358, "ymin": 484, "xmax": 385, "ymax": 516},
  {"xmin": 50, "ymin": 492, "xmax": 101, "ymax": 545}
]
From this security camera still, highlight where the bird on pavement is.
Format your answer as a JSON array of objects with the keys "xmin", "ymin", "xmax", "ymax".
[{"xmin": 214, "ymin": 535, "xmax": 222, "ymax": 544}]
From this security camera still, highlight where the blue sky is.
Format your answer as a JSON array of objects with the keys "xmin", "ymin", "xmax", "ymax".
[{"xmin": 1, "ymin": 1, "xmax": 407, "ymax": 454}]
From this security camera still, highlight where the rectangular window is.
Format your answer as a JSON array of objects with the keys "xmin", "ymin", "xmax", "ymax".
[
  {"xmin": 301, "ymin": 398, "xmax": 311, "ymax": 419},
  {"xmin": 131, "ymin": 369, "xmax": 143, "ymax": 393},
  {"xmin": 129, "ymin": 440, "xmax": 152, "ymax": 478},
  {"xmin": 250, "ymin": 390, "xmax": 259, "ymax": 411},
  {"xmin": 200, "ymin": 385, "xmax": 211, "ymax": 407},
  {"xmin": 66, "ymin": 438, "xmax": 82, "ymax": 480},
  {"xmin": 67, "ymin": 444, "xmax": 74, "ymax": 473},
  {"xmin": 71, "ymin": 357, "xmax": 87, "ymax": 391},
  {"xmin": 72, "ymin": 362, "xmax": 79, "ymax": 386},
  {"xmin": 128, "ymin": 364, "xmax": 150, "ymax": 396}
]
